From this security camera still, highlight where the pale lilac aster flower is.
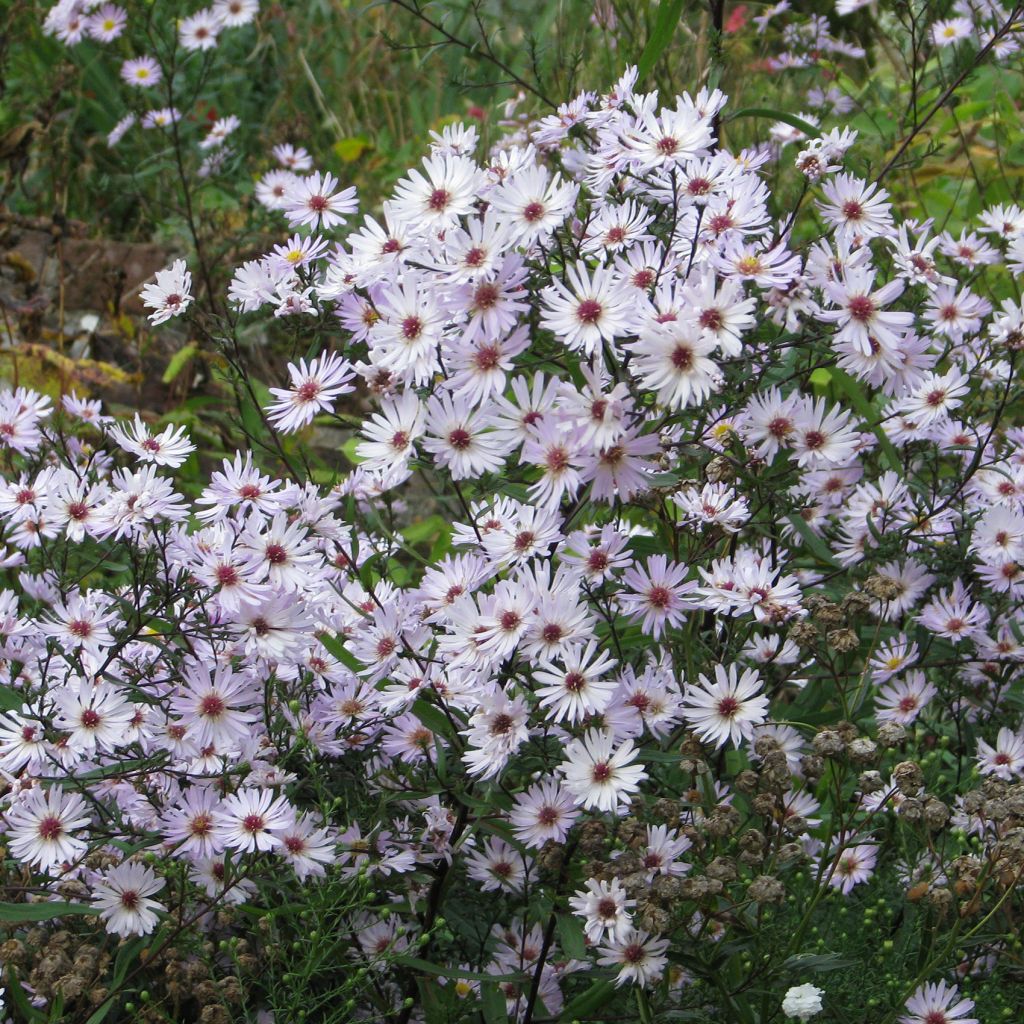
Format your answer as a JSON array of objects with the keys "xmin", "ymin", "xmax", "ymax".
[
  {"xmin": 558, "ymin": 729, "xmax": 647, "ymax": 812},
  {"xmin": 139, "ymin": 260, "xmax": 192, "ymax": 324},
  {"xmin": 899, "ymin": 980, "xmax": 977, "ymax": 1024},
  {"xmin": 92, "ymin": 862, "xmax": 164, "ymax": 937},
  {"xmin": 681, "ymin": 663, "xmax": 769, "ymax": 749},
  {"xmin": 5, "ymin": 785, "xmax": 90, "ymax": 871},
  {"xmin": 121, "ymin": 56, "xmax": 161, "ymax": 88}
]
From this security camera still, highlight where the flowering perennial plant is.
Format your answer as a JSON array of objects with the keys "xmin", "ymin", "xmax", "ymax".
[{"xmin": 7, "ymin": 0, "xmax": 1024, "ymax": 1022}]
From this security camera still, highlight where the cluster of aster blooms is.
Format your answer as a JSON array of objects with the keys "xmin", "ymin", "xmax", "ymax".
[
  {"xmin": 755, "ymin": 0, "xmax": 1023, "ymax": 61},
  {"xmin": 12, "ymin": 9, "xmax": 1024, "ymax": 1021},
  {"xmin": 156, "ymin": 63, "xmax": 1024, "ymax": 1018},
  {"xmin": 42, "ymin": 0, "xmax": 258, "ymax": 165}
]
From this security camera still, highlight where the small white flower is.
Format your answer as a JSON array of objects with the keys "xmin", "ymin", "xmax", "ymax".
[
  {"xmin": 782, "ymin": 983, "xmax": 824, "ymax": 1021},
  {"xmin": 139, "ymin": 260, "xmax": 193, "ymax": 325},
  {"xmin": 92, "ymin": 861, "xmax": 164, "ymax": 937}
]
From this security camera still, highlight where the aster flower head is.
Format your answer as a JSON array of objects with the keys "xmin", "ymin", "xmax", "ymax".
[
  {"xmin": 827, "ymin": 836, "xmax": 877, "ymax": 894},
  {"xmin": 214, "ymin": 788, "xmax": 295, "ymax": 853},
  {"xmin": 558, "ymin": 728, "xmax": 647, "ymax": 812},
  {"xmin": 569, "ymin": 876, "xmax": 636, "ymax": 943},
  {"xmin": 597, "ymin": 928, "xmax": 670, "ymax": 988},
  {"xmin": 4, "ymin": 785, "xmax": 91, "ymax": 872},
  {"xmin": 534, "ymin": 640, "xmax": 617, "ymax": 723},
  {"xmin": 899, "ymin": 980, "xmax": 977, "ymax": 1024},
  {"xmin": 265, "ymin": 352, "xmax": 355, "ymax": 433},
  {"xmin": 620, "ymin": 555, "xmax": 695, "ymax": 639},
  {"xmin": 628, "ymin": 320, "xmax": 721, "ymax": 410},
  {"xmin": 92, "ymin": 861, "xmax": 164, "ymax": 937},
  {"xmin": 539, "ymin": 260, "xmax": 635, "ymax": 358},
  {"xmin": 284, "ymin": 171, "xmax": 358, "ymax": 230},
  {"xmin": 390, "ymin": 153, "xmax": 482, "ymax": 228},
  {"xmin": 142, "ymin": 107, "xmax": 182, "ymax": 130},
  {"xmin": 681, "ymin": 663, "xmax": 769, "ymax": 749},
  {"xmin": 108, "ymin": 415, "xmax": 196, "ymax": 468},
  {"xmin": 88, "ymin": 4, "xmax": 127, "ymax": 42},
  {"xmin": 509, "ymin": 780, "xmax": 578, "ymax": 848},
  {"xmin": 180, "ymin": 9, "xmax": 222, "ymax": 50},
  {"xmin": 139, "ymin": 260, "xmax": 193, "ymax": 324},
  {"xmin": 121, "ymin": 56, "xmax": 161, "ymax": 87},
  {"xmin": 52, "ymin": 678, "xmax": 134, "ymax": 756},
  {"xmin": 213, "ymin": 0, "xmax": 260, "ymax": 27},
  {"xmin": 818, "ymin": 173, "xmax": 894, "ymax": 243},
  {"xmin": 976, "ymin": 727, "xmax": 1024, "ymax": 781}
]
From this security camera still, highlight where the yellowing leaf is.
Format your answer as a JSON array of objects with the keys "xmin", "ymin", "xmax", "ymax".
[
  {"xmin": 333, "ymin": 136, "xmax": 371, "ymax": 163},
  {"xmin": 162, "ymin": 342, "xmax": 198, "ymax": 384}
]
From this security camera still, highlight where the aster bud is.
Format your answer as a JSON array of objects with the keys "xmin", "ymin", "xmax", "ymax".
[
  {"xmin": 739, "ymin": 829, "xmax": 767, "ymax": 865},
  {"xmin": 651, "ymin": 798, "xmax": 682, "ymax": 826},
  {"xmin": 704, "ymin": 804, "xmax": 741, "ymax": 837},
  {"xmin": 783, "ymin": 814, "xmax": 809, "ymax": 836},
  {"xmin": 901, "ymin": 797, "xmax": 924, "ymax": 822},
  {"xmin": 680, "ymin": 876, "xmax": 723, "ymax": 900},
  {"xmin": 925, "ymin": 886, "xmax": 953, "ymax": 914},
  {"xmin": 815, "ymin": 606, "xmax": 845, "ymax": 630},
  {"xmin": 778, "ymin": 842, "xmax": 805, "ymax": 864},
  {"xmin": 578, "ymin": 820, "xmax": 608, "ymax": 855}
]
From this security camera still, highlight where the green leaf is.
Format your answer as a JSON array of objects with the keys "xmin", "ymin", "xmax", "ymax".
[
  {"xmin": 393, "ymin": 956, "xmax": 521, "ymax": 983},
  {"xmin": 783, "ymin": 952, "xmax": 857, "ymax": 972},
  {"xmin": 0, "ymin": 900, "xmax": 99, "ymax": 922},
  {"xmin": 636, "ymin": 0, "xmax": 685, "ymax": 82},
  {"xmin": 162, "ymin": 342, "xmax": 198, "ymax": 384},
  {"xmin": 480, "ymin": 980, "xmax": 508, "ymax": 1023},
  {"xmin": 318, "ymin": 632, "xmax": 363, "ymax": 673},
  {"xmin": 5, "ymin": 966, "xmax": 45, "ymax": 1022},
  {"xmin": 639, "ymin": 748, "xmax": 685, "ymax": 764},
  {"xmin": 112, "ymin": 933, "xmax": 154, "ymax": 987},
  {"xmin": 83, "ymin": 998, "xmax": 117, "ymax": 1024},
  {"xmin": 828, "ymin": 367, "xmax": 901, "ymax": 472},
  {"xmin": 727, "ymin": 107, "xmax": 821, "ymax": 138},
  {"xmin": 411, "ymin": 699, "xmax": 455, "ymax": 738},
  {"xmin": 402, "ymin": 515, "xmax": 450, "ymax": 546},
  {"xmin": 238, "ymin": 389, "xmax": 265, "ymax": 444},
  {"xmin": 786, "ymin": 513, "xmax": 841, "ymax": 569},
  {"xmin": 0, "ymin": 683, "xmax": 23, "ymax": 712},
  {"xmin": 333, "ymin": 135, "xmax": 371, "ymax": 163},
  {"xmin": 561, "ymin": 978, "xmax": 616, "ymax": 1019},
  {"xmin": 556, "ymin": 914, "xmax": 586, "ymax": 960},
  {"xmin": 342, "ymin": 436, "xmax": 363, "ymax": 465}
]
